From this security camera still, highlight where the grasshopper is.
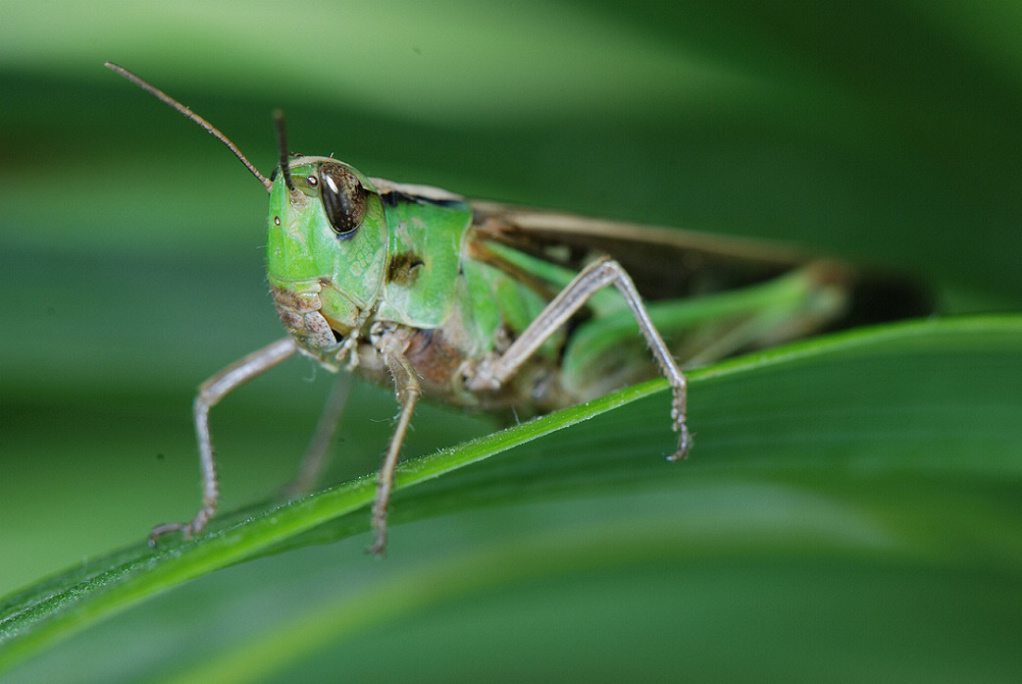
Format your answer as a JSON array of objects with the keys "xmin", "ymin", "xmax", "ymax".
[{"xmin": 107, "ymin": 63, "xmax": 921, "ymax": 554}]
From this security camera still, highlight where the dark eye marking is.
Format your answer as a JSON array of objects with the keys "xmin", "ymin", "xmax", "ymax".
[{"xmin": 319, "ymin": 163, "xmax": 366, "ymax": 238}]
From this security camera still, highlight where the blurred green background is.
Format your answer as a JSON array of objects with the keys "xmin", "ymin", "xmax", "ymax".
[{"xmin": 2, "ymin": 1, "xmax": 1021, "ymax": 682}]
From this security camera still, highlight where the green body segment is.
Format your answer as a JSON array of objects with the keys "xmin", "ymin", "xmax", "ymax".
[
  {"xmin": 456, "ymin": 257, "xmax": 555, "ymax": 357},
  {"xmin": 374, "ymin": 192, "xmax": 470, "ymax": 329},
  {"xmin": 558, "ymin": 264, "xmax": 847, "ymax": 396}
]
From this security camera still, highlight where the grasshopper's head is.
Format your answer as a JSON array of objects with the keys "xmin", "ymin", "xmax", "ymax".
[{"xmin": 266, "ymin": 157, "xmax": 389, "ymax": 345}]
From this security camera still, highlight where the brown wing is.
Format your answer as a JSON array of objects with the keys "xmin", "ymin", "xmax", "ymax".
[
  {"xmin": 470, "ymin": 200, "xmax": 930, "ymax": 325},
  {"xmin": 470, "ymin": 200, "xmax": 814, "ymax": 301}
]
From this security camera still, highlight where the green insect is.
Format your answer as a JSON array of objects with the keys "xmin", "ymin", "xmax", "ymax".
[{"xmin": 108, "ymin": 63, "xmax": 923, "ymax": 554}]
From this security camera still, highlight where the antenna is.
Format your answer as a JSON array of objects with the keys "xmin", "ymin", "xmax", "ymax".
[
  {"xmin": 105, "ymin": 62, "xmax": 272, "ymax": 192},
  {"xmin": 274, "ymin": 110, "xmax": 295, "ymax": 192}
]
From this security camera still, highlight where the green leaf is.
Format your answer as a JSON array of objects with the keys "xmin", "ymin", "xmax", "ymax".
[{"xmin": 2, "ymin": 316, "xmax": 1020, "ymax": 682}]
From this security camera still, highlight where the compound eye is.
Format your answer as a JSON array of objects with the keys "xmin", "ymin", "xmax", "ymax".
[{"xmin": 319, "ymin": 163, "xmax": 366, "ymax": 237}]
